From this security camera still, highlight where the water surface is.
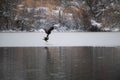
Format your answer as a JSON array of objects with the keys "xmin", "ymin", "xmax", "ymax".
[{"xmin": 0, "ymin": 47, "xmax": 120, "ymax": 80}]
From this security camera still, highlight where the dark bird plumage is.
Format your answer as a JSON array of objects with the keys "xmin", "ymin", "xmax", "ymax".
[
  {"xmin": 44, "ymin": 27, "xmax": 54, "ymax": 37},
  {"xmin": 43, "ymin": 27, "xmax": 54, "ymax": 42},
  {"xmin": 43, "ymin": 37, "xmax": 49, "ymax": 42}
]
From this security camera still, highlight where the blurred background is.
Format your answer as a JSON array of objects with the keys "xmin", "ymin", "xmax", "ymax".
[{"xmin": 0, "ymin": 0, "xmax": 120, "ymax": 32}]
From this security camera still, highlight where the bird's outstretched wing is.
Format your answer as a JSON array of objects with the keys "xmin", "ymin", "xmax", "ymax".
[
  {"xmin": 48, "ymin": 27, "xmax": 54, "ymax": 32},
  {"xmin": 44, "ymin": 28, "xmax": 48, "ymax": 34},
  {"xmin": 44, "ymin": 27, "xmax": 54, "ymax": 35}
]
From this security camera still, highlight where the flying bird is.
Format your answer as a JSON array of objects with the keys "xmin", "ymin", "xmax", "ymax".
[{"xmin": 43, "ymin": 27, "xmax": 54, "ymax": 42}]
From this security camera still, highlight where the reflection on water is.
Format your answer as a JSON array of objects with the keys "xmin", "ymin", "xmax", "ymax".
[{"xmin": 0, "ymin": 47, "xmax": 120, "ymax": 80}]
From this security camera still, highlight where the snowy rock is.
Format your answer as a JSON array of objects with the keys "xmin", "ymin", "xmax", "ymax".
[
  {"xmin": 27, "ymin": 8, "xmax": 33, "ymax": 13},
  {"xmin": 70, "ymin": 1, "xmax": 79, "ymax": 7},
  {"xmin": 40, "ymin": 19, "xmax": 46, "ymax": 23},
  {"xmin": 35, "ymin": 7, "xmax": 48, "ymax": 12},
  {"xmin": 17, "ymin": 4, "xmax": 24, "ymax": 8},
  {"xmin": 52, "ymin": 10, "xmax": 60, "ymax": 16},
  {"xmin": 14, "ymin": 16, "xmax": 18, "ymax": 20},
  {"xmin": 103, "ymin": 27, "xmax": 111, "ymax": 31},
  {"xmin": 53, "ymin": 29, "xmax": 57, "ymax": 32},
  {"xmin": 64, "ymin": 13, "xmax": 73, "ymax": 20},
  {"xmin": 111, "ymin": 28, "xmax": 120, "ymax": 32},
  {"xmin": 57, "ymin": 27, "xmax": 67, "ymax": 32},
  {"xmin": 24, "ymin": 18, "xmax": 29, "ymax": 21},
  {"xmin": 38, "ymin": 29, "xmax": 45, "ymax": 32},
  {"xmin": 67, "ymin": 13, "xmax": 73, "ymax": 16},
  {"xmin": 54, "ymin": 24, "xmax": 60, "ymax": 28},
  {"xmin": 91, "ymin": 20, "xmax": 102, "ymax": 28},
  {"xmin": 69, "ymin": 30, "xmax": 77, "ymax": 32},
  {"xmin": 17, "ymin": 4, "xmax": 24, "ymax": 10}
]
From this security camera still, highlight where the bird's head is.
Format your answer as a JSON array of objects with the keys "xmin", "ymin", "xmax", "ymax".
[{"xmin": 43, "ymin": 37, "xmax": 49, "ymax": 42}]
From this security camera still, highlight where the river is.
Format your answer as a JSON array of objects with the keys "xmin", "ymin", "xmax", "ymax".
[{"xmin": 0, "ymin": 47, "xmax": 120, "ymax": 80}]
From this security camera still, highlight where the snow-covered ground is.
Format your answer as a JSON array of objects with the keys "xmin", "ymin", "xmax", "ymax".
[{"xmin": 0, "ymin": 32, "xmax": 120, "ymax": 47}]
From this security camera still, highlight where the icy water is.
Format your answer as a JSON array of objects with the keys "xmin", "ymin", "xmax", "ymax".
[
  {"xmin": 0, "ymin": 33, "xmax": 120, "ymax": 47},
  {"xmin": 0, "ymin": 47, "xmax": 120, "ymax": 80}
]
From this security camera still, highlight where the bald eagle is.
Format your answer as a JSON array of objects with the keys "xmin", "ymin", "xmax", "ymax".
[{"xmin": 43, "ymin": 27, "xmax": 54, "ymax": 42}]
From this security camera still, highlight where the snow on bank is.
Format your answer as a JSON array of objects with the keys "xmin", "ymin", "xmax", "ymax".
[
  {"xmin": 103, "ymin": 27, "xmax": 120, "ymax": 32},
  {"xmin": 1, "ymin": 27, "xmax": 120, "ymax": 33},
  {"xmin": 111, "ymin": 28, "xmax": 120, "ymax": 32},
  {"xmin": 91, "ymin": 20, "xmax": 120, "ymax": 32}
]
